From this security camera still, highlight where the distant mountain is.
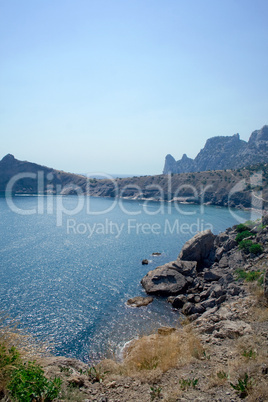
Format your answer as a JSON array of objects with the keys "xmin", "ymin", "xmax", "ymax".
[
  {"xmin": 0, "ymin": 154, "xmax": 88, "ymax": 194},
  {"xmin": 163, "ymin": 125, "xmax": 268, "ymax": 174}
]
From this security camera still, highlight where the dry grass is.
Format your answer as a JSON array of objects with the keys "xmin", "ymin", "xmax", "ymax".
[{"xmin": 99, "ymin": 327, "xmax": 204, "ymax": 382}]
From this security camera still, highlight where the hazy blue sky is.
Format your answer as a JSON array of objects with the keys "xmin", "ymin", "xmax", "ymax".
[{"xmin": 1, "ymin": 0, "xmax": 267, "ymax": 175}]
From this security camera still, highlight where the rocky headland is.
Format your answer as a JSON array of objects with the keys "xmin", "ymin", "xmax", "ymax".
[{"xmin": 163, "ymin": 125, "xmax": 268, "ymax": 174}]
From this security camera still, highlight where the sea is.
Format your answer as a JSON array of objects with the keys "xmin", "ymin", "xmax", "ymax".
[{"xmin": 0, "ymin": 195, "xmax": 260, "ymax": 362}]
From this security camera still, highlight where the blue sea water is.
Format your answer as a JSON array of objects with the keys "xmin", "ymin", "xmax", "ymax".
[{"xmin": 0, "ymin": 196, "xmax": 259, "ymax": 362}]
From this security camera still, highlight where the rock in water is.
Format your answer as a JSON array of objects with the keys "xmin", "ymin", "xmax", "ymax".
[
  {"xmin": 141, "ymin": 262, "xmax": 188, "ymax": 295},
  {"xmin": 126, "ymin": 296, "xmax": 153, "ymax": 307},
  {"xmin": 179, "ymin": 230, "xmax": 215, "ymax": 266}
]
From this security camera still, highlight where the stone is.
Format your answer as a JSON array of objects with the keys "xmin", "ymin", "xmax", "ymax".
[
  {"xmin": 215, "ymin": 233, "xmax": 229, "ymax": 246},
  {"xmin": 172, "ymin": 294, "xmax": 187, "ymax": 309},
  {"xmin": 210, "ymin": 284, "xmax": 224, "ymax": 299},
  {"xmin": 223, "ymin": 239, "xmax": 237, "ymax": 252},
  {"xmin": 126, "ymin": 296, "xmax": 153, "ymax": 307},
  {"xmin": 179, "ymin": 230, "xmax": 216, "ymax": 266},
  {"xmin": 203, "ymin": 270, "xmax": 221, "ymax": 282},
  {"xmin": 194, "ymin": 295, "xmax": 201, "ymax": 303},
  {"xmin": 157, "ymin": 327, "xmax": 176, "ymax": 336},
  {"xmin": 228, "ymin": 250, "xmax": 245, "ymax": 269},
  {"xmin": 182, "ymin": 302, "xmax": 205, "ymax": 316},
  {"xmin": 227, "ymin": 283, "xmax": 242, "ymax": 296},
  {"xmin": 186, "ymin": 294, "xmax": 196, "ymax": 303},
  {"xmin": 215, "ymin": 247, "xmax": 224, "ymax": 262},
  {"xmin": 199, "ymin": 288, "xmax": 211, "ymax": 301},
  {"xmin": 213, "ymin": 320, "xmax": 252, "ymax": 339},
  {"xmin": 172, "ymin": 259, "xmax": 197, "ymax": 276},
  {"xmin": 142, "ymin": 259, "xmax": 149, "ymax": 265},
  {"xmin": 141, "ymin": 262, "xmax": 188, "ymax": 295},
  {"xmin": 106, "ymin": 381, "xmax": 117, "ymax": 388},
  {"xmin": 201, "ymin": 298, "xmax": 216, "ymax": 310},
  {"xmin": 218, "ymin": 256, "xmax": 229, "ymax": 268},
  {"xmin": 215, "ymin": 294, "xmax": 226, "ymax": 305}
]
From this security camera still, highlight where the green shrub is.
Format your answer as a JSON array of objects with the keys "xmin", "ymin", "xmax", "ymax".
[
  {"xmin": 235, "ymin": 269, "xmax": 262, "ymax": 282},
  {"xmin": 7, "ymin": 361, "xmax": 61, "ymax": 402},
  {"xmin": 249, "ymin": 243, "xmax": 263, "ymax": 255},
  {"xmin": 235, "ymin": 231, "xmax": 253, "ymax": 243},
  {"xmin": 236, "ymin": 224, "xmax": 250, "ymax": 233},
  {"xmin": 239, "ymin": 239, "xmax": 253, "ymax": 253},
  {"xmin": 235, "ymin": 269, "xmax": 248, "ymax": 280}
]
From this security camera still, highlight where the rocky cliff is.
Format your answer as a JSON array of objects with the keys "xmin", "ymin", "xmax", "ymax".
[{"xmin": 163, "ymin": 125, "xmax": 268, "ymax": 174}]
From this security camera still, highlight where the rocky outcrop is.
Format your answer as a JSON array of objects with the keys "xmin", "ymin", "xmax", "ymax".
[
  {"xmin": 142, "ymin": 218, "xmax": 268, "ymax": 319},
  {"xmin": 141, "ymin": 261, "xmax": 189, "ymax": 295},
  {"xmin": 163, "ymin": 125, "xmax": 268, "ymax": 174},
  {"xmin": 179, "ymin": 230, "xmax": 215, "ymax": 267}
]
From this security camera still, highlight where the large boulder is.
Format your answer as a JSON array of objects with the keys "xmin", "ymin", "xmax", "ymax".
[
  {"xmin": 179, "ymin": 230, "xmax": 215, "ymax": 267},
  {"xmin": 141, "ymin": 261, "xmax": 188, "ymax": 296}
]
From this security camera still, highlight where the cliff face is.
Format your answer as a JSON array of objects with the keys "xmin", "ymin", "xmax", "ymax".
[{"xmin": 163, "ymin": 125, "xmax": 268, "ymax": 174}]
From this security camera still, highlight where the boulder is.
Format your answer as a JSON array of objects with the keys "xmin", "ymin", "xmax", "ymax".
[
  {"xmin": 203, "ymin": 270, "xmax": 222, "ymax": 282},
  {"xmin": 172, "ymin": 294, "xmax": 187, "ymax": 309},
  {"xmin": 223, "ymin": 238, "xmax": 237, "ymax": 252},
  {"xmin": 201, "ymin": 298, "xmax": 216, "ymax": 310},
  {"xmin": 210, "ymin": 284, "xmax": 225, "ymax": 299},
  {"xmin": 126, "ymin": 296, "xmax": 153, "ymax": 307},
  {"xmin": 182, "ymin": 302, "xmax": 205, "ymax": 316},
  {"xmin": 227, "ymin": 283, "xmax": 242, "ymax": 296},
  {"xmin": 142, "ymin": 259, "xmax": 149, "ymax": 265},
  {"xmin": 172, "ymin": 259, "xmax": 197, "ymax": 276},
  {"xmin": 228, "ymin": 250, "xmax": 245, "ymax": 270},
  {"xmin": 179, "ymin": 230, "xmax": 215, "ymax": 266},
  {"xmin": 213, "ymin": 320, "xmax": 252, "ymax": 339},
  {"xmin": 218, "ymin": 255, "xmax": 229, "ymax": 268},
  {"xmin": 141, "ymin": 262, "xmax": 188, "ymax": 295}
]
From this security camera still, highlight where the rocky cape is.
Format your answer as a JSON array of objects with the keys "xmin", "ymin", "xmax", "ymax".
[
  {"xmin": 163, "ymin": 125, "xmax": 268, "ymax": 174},
  {"xmin": 1, "ymin": 153, "xmax": 267, "ymax": 210}
]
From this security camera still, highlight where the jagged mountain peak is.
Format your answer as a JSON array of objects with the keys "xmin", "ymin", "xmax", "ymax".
[{"xmin": 163, "ymin": 125, "xmax": 268, "ymax": 174}]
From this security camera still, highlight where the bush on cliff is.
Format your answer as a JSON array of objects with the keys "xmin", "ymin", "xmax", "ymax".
[{"xmin": 235, "ymin": 230, "xmax": 253, "ymax": 243}]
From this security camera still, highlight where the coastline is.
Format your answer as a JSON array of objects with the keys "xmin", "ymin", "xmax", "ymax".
[{"xmin": 3, "ymin": 217, "xmax": 266, "ymax": 401}]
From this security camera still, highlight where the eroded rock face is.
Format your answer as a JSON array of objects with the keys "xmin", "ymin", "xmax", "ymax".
[
  {"xmin": 141, "ymin": 262, "xmax": 188, "ymax": 295},
  {"xmin": 179, "ymin": 230, "xmax": 215, "ymax": 267}
]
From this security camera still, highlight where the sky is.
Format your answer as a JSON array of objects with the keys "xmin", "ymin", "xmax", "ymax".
[{"xmin": 0, "ymin": 0, "xmax": 268, "ymax": 175}]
